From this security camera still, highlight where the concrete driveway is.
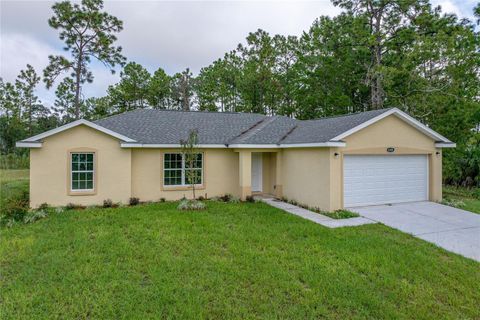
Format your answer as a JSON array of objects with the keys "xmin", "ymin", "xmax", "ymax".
[{"xmin": 353, "ymin": 202, "xmax": 480, "ymax": 262}]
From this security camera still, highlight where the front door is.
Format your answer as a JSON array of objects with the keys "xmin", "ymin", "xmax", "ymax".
[{"xmin": 251, "ymin": 153, "xmax": 263, "ymax": 192}]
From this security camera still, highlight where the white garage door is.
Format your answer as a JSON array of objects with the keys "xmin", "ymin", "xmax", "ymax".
[{"xmin": 344, "ymin": 155, "xmax": 428, "ymax": 207}]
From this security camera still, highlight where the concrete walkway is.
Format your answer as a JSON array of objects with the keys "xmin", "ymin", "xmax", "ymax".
[
  {"xmin": 353, "ymin": 202, "xmax": 480, "ymax": 262},
  {"xmin": 259, "ymin": 197, "xmax": 376, "ymax": 229}
]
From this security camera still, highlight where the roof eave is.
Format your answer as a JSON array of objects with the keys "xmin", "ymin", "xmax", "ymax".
[
  {"xmin": 120, "ymin": 142, "xmax": 346, "ymax": 149},
  {"xmin": 16, "ymin": 141, "xmax": 43, "ymax": 148},
  {"xmin": 120, "ymin": 143, "xmax": 228, "ymax": 148},
  {"xmin": 435, "ymin": 142, "xmax": 456, "ymax": 148}
]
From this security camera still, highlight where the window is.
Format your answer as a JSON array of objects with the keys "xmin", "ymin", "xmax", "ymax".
[
  {"xmin": 71, "ymin": 153, "xmax": 94, "ymax": 191},
  {"xmin": 164, "ymin": 153, "xmax": 203, "ymax": 186}
]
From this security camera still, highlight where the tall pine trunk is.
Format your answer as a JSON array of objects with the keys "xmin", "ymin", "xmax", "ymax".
[
  {"xmin": 370, "ymin": 43, "xmax": 384, "ymax": 109},
  {"xmin": 369, "ymin": 8, "xmax": 385, "ymax": 110},
  {"xmin": 74, "ymin": 48, "xmax": 83, "ymax": 119}
]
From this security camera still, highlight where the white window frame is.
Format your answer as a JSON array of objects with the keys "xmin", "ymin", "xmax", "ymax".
[
  {"xmin": 163, "ymin": 152, "xmax": 203, "ymax": 187},
  {"xmin": 71, "ymin": 152, "xmax": 95, "ymax": 192}
]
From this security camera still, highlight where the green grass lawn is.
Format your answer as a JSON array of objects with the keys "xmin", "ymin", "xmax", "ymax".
[
  {"xmin": 1, "ymin": 201, "xmax": 479, "ymax": 319},
  {"xmin": 443, "ymin": 186, "xmax": 480, "ymax": 214},
  {"xmin": 459, "ymin": 198, "xmax": 480, "ymax": 214}
]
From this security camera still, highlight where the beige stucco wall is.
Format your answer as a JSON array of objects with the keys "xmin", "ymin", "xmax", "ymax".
[
  {"xmin": 30, "ymin": 127, "xmax": 240, "ymax": 207},
  {"xmin": 30, "ymin": 125, "xmax": 132, "ymax": 207},
  {"xmin": 131, "ymin": 148, "xmax": 240, "ymax": 201},
  {"xmin": 281, "ymin": 148, "xmax": 332, "ymax": 211}
]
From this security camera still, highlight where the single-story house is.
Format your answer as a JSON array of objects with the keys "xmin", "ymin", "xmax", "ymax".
[{"xmin": 17, "ymin": 107, "xmax": 455, "ymax": 210}]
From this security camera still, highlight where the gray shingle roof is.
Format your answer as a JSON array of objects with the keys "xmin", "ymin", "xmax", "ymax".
[
  {"xmin": 93, "ymin": 108, "xmax": 393, "ymax": 145},
  {"xmin": 94, "ymin": 109, "xmax": 265, "ymax": 145},
  {"xmin": 229, "ymin": 116, "xmax": 298, "ymax": 145},
  {"xmin": 280, "ymin": 109, "xmax": 391, "ymax": 144}
]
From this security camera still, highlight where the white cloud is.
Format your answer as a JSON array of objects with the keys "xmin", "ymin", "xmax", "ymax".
[
  {"xmin": 435, "ymin": 1, "xmax": 462, "ymax": 16},
  {"xmin": 0, "ymin": 33, "xmax": 121, "ymax": 106},
  {"xmin": 0, "ymin": 33, "xmax": 61, "ymax": 106},
  {"xmin": 431, "ymin": 0, "xmax": 477, "ymax": 19},
  {"xmin": 105, "ymin": 1, "xmax": 341, "ymax": 74},
  {"xmin": 1, "ymin": 0, "xmax": 477, "ymax": 106},
  {"xmin": 0, "ymin": 33, "xmax": 56, "ymax": 82}
]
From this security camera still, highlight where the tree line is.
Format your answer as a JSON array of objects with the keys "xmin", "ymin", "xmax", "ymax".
[{"xmin": 1, "ymin": 0, "xmax": 479, "ymax": 186}]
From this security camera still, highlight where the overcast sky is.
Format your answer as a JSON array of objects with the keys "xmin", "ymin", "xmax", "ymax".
[{"xmin": 1, "ymin": 0, "xmax": 477, "ymax": 107}]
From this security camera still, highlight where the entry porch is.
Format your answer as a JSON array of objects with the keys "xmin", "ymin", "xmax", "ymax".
[{"xmin": 236, "ymin": 150, "xmax": 282, "ymax": 200}]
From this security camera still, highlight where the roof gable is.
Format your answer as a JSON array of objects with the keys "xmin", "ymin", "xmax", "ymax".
[
  {"xmin": 19, "ymin": 119, "xmax": 136, "ymax": 145},
  {"xmin": 330, "ymin": 108, "xmax": 452, "ymax": 143}
]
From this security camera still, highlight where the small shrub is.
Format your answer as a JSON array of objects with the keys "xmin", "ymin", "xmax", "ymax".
[
  {"xmin": 1, "ymin": 190, "xmax": 29, "ymax": 225},
  {"xmin": 55, "ymin": 207, "xmax": 65, "ymax": 214},
  {"xmin": 5, "ymin": 219, "xmax": 19, "ymax": 228},
  {"xmin": 220, "ymin": 194, "xmax": 232, "ymax": 202},
  {"xmin": 177, "ymin": 199, "xmax": 206, "ymax": 210},
  {"xmin": 213, "ymin": 194, "xmax": 241, "ymax": 203},
  {"xmin": 442, "ymin": 198, "xmax": 466, "ymax": 208},
  {"xmin": 129, "ymin": 197, "xmax": 140, "ymax": 206},
  {"xmin": 329, "ymin": 209, "xmax": 359, "ymax": 219},
  {"xmin": 473, "ymin": 188, "xmax": 480, "ymax": 200},
  {"xmin": 65, "ymin": 203, "xmax": 86, "ymax": 210},
  {"xmin": 65, "ymin": 203, "xmax": 76, "ymax": 210},
  {"xmin": 103, "ymin": 199, "xmax": 114, "ymax": 208},
  {"xmin": 197, "ymin": 196, "xmax": 205, "ymax": 201},
  {"xmin": 38, "ymin": 203, "xmax": 50, "ymax": 211},
  {"xmin": 159, "ymin": 197, "xmax": 166, "ymax": 203},
  {"xmin": 178, "ymin": 199, "xmax": 189, "ymax": 209},
  {"xmin": 228, "ymin": 196, "xmax": 240, "ymax": 203},
  {"xmin": 24, "ymin": 210, "xmax": 48, "ymax": 224}
]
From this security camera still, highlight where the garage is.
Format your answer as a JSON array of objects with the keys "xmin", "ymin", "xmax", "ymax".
[{"xmin": 343, "ymin": 155, "xmax": 428, "ymax": 207}]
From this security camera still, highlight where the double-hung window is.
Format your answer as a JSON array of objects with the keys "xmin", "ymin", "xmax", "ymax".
[
  {"xmin": 163, "ymin": 153, "xmax": 203, "ymax": 186},
  {"xmin": 71, "ymin": 153, "xmax": 94, "ymax": 191}
]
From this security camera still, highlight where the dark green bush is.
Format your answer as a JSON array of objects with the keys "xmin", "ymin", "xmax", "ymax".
[
  {"xmin": 474, "ymin": 188, "xmax": 480, "ymax": 199},
  {"xmin": 220, "ymin": 194, "xmax": 232, "ymax": 202},
  {"xmin": 65, "ymin": 203, "xmax": 76, "ymax": 210},
  {"xmin": 443, "ymin": 138, "xmax": 479, "ymax": 187},
  {"xmin": 103, "ymin": 199, "xmax": 114, "ymax": 208},
  {"xmin": 129, "ymin": 197, "xmax": 140, "ymax": 206}
]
